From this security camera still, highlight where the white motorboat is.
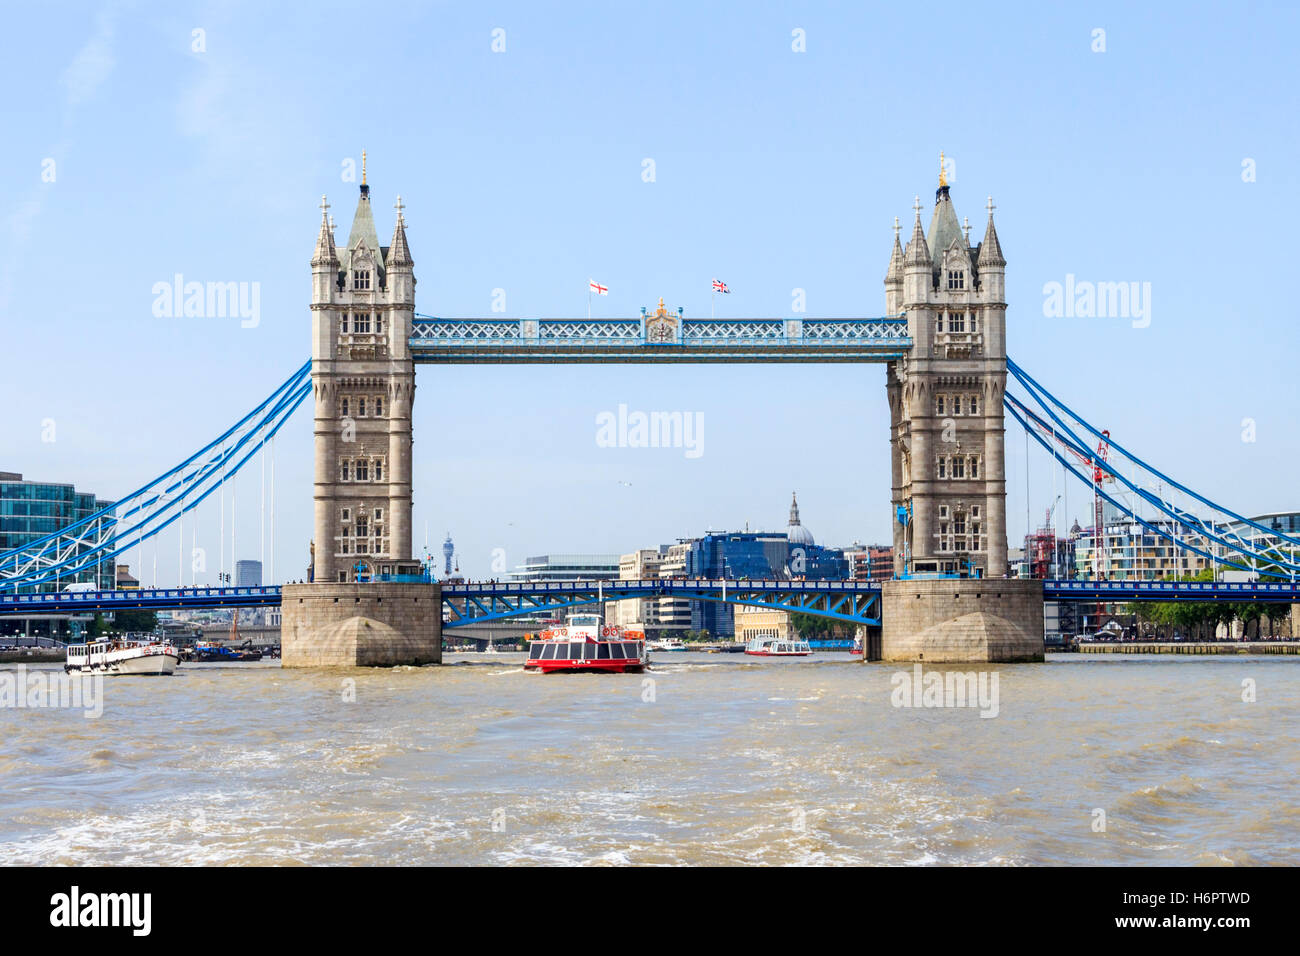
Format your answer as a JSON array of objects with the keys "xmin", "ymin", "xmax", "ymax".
[{"xmin": 65, "ymin": 639, "xmax": 179, "ymax": 676}]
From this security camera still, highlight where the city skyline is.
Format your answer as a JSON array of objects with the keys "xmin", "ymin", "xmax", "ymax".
[{"xmin": 3, "ymin": 2, "xmax": 1297, "ymax": 583}]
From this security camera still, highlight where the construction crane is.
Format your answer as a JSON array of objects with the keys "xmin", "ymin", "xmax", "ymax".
[{"xmin": 1090, "ymin": 430, "xmax": 1112, "ymax": 578}]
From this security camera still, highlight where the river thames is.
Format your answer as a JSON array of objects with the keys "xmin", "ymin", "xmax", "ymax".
[{"xmin": 0, "ymin": 654, "xmax": 1295, "ymax": 866}]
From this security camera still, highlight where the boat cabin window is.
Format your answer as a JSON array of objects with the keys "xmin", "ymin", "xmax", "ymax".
[
  {"xmin": 595, "ymin": 643, "xmax": 611, "ymax": 659},
  {"xmin": 541, "ymin": 643, "xmax": 559, "ymax": 660},
  {"xmin": 568, "ymin": 643, "xmax": 588, "ymax": 659},
  {"xmin": 570, "ymin": 615, "xmax": 600, "ymax": 627},
  {"xmin": 528, "ymin": 645, "xmax": 543, "ymax": 659}
]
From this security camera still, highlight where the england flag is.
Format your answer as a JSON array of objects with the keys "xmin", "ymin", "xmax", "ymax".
[{"xmin": 589, "ymin": 279, "xmax": 608, "ymax": 295}]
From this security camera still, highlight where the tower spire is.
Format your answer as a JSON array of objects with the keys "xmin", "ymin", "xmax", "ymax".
[
  {"xmin": 938, "ymin": 150, "xmax": 947, "ymax": 188},
  {"xmin": 361, "ymin": 149, "xmax": 367, "ymax": 186}
]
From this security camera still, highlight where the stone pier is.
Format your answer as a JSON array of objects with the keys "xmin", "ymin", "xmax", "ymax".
[
  {"xmin": 280, "ymin": 582, "xmax": 442, "ymax": 667},
  {"xmin": 880, "ymin": 578, "xmax": 1044, "ymax": 663}
]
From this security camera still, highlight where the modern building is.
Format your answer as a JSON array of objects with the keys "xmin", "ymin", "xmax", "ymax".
[
  {"xmin": 684, "ymin": 494, "xmax": 849, "ymax": 638},
  {"xmin": 507, "ymin": 554, "xmax": 620, "ymax": 583},
  {"xmin": 845, "ymin": 543, "xmax": 895, "ymax": 582},
  {"xmin": 0, "ymin": 471, "xmax": 116, "ymax": 591},
  {"xmin": 116, "ymin": 564, "xmax": 140, "ymax": 589},
  {"xmin": 656, "ymin": 541, "xmax": 694, "ymax": 630},
  {"xmin": 607, "ymin": 548, "xmax": 663, "ymax": 626},
  {"xmin": 235, "ymin": 559, "xmax": 262, "ymax": 587}
]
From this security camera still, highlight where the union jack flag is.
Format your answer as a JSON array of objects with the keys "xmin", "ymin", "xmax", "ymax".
[
  {"xmin": 712, "ymin": 279, "xmax": 730, "ymax": 293},
  {"xmin": 589, "ymin": 279, "xmax": 608, "ymax": 295}
]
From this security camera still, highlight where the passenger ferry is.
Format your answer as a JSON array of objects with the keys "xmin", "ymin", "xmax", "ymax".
[
  {"xmin": 744, "ymin": 635, "xmax": 813, "ymax": 657},
  {"xmin": 524, "ymin": 613, "xmax": 648, "ymax": 674},
  {"xmin": 65, "ymin": 638, "xmax": 180, "ymax": 675}
]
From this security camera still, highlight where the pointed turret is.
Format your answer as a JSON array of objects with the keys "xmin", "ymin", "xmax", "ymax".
[
  {"xmin": 903, "ymin": 200, "xmax": 931, "ymax": 268},
  {"xmin": 311, "ymin": 195, "xmax": 338, "ymax": 266},
  {"xmin": 977, "ymin": 196, "xmax": 1005, "ymax": 268},
  {"xmin": 885, "ymin": 217, "xmax": 904, "ymax": 282},
  {"xmin": 388, "ymin": 195, "xmax": 413, "ymax": 268},
  {"xmin": 927, "ymin": 183, "xmax": 965, "ymax": 269}
]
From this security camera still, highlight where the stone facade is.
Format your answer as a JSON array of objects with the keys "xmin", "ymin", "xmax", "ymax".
[
  {"xmin": 880, "ymin": 578, "xmax": 1044, "ymax": 662},
  {"xmin": 310, "ymin": 171, "xmax": 417, "ymax": 584},
  {"xmin": 280, "ymin": 582, "xmax": 441, "ymax": 666},
  {"xmin": 887, "ymin": 178, "xmax": 1008, "ymax": 579}
]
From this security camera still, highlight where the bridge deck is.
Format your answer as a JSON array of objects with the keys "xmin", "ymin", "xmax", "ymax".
[{"xmin": 3, "ymin": 578, "xmax": 1295, "ymax": 620}]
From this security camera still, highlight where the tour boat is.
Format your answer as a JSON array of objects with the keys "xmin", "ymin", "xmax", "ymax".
[
  {"xmin": 647, "ymin": 637, "xmax": 688, "ymax": 652},
  {"xmin": 524, "ymin": 614, "xmax": 648, "ymax": 673},
  {"xmin": 744, "ymin": 635, "xmax": 813, "ymax": 657},
  {"xmin": 65, "ymin": 638, "xmax": 179, "ymax": 676}
]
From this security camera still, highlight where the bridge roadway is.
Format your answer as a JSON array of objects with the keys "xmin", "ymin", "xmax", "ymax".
[{"xmin": 2, "ymin": 578, "xmax": 1298, "ymax": 625}]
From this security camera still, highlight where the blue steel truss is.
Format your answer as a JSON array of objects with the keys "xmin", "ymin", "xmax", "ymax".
[
  {"xmin": 1, "ymin": 364, "xmax": 312, "ymax": 592},
  {"xmin": 410, "ymin": 315, "xmax": 911, "ymax": 363},
  {"xmin": 440, "ymin": 579, "xmax": 882, "ymax": 627}
]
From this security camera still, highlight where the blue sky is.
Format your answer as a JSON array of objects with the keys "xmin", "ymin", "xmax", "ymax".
[{"xmin": 3, "ymin": 1, "xmax": 1297, "ymax": 583}]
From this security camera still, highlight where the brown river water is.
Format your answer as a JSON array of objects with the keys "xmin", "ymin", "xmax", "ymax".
[{"xmin": 0, "ymin": 653, "xmax": 1296, "ymax": 865}]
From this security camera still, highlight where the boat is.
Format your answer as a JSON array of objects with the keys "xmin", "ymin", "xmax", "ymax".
[
  {"xmin": 744, "ymin": 635, "xmax": 813, "ymax": 657},
  {"xmin": 524, "ymin": 613, "xmax": 648, "ymax": 673},
  {"xmin": 646, "ymin": 637, "xmax": 688, "ymax": 652},
  {"xmin": 484, "ymin": 638, "xmax": 499, "ymax": 654},
  {"xmin": 65, "ymin": 638, "xmax": 179, "ymax": 675},
  {"xmin": 188, "ymin": 642, "xmax": 263, "ymax": 662}
]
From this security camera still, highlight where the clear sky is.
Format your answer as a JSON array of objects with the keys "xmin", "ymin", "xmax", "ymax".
[{"xmin": 3, "ymin": 1, "xmax": 1297, "ymax": 584}]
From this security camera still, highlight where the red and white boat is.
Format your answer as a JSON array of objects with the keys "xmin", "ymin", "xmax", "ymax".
[
  {"xmin": 524, "ymin": 613, "xmax": 648, "ymax": 673},
  {"xmin": 744, "ymin": 635, "xmax": 812, "ymax": 657}
]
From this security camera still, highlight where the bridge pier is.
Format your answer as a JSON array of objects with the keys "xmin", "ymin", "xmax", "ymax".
[
  {"xmin": 881, "ymin": 579, "xmax": 1043, "ymax": 663},
  {"xmin": 279, "ymin": 582, "xmax": 441, "ymax": 667}
]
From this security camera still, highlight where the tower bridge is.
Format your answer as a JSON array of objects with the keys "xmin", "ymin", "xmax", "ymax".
[{"xmin": 7, "ymin": 159, "xmax": 1298, "ymax": 666}]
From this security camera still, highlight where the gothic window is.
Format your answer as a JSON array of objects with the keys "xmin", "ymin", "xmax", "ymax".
[
  {"xmin": 950, "ymin": 311, "xmax": 966, "ymax": 332},
  {"xmin": 375, "ymin": 396, "xmax": 384, "ymax": 417},
  {"xmin": 969, "ymin": 456, "xmax": 980, "ymax": 479},
  {"xmin": 947, "ymin": 270, "xmax": 965, "ymax": 290},
  {"xmin": 374, "ymin": 459, "xmax": 383, "ymax": 481},
  {"xmin": 341, "ymin": 508, "xmax": 350, "ymax": 522},
  {"xmin": 936, "ymin": 395, "xmax": 946, "ymax": 415},
  {"xmin": 953, "ymin": 395, "xmax": 963, "ymax": 415},
  {"xmin": 340, "ymin": 461, "xmax": 350, "ymax": 481},
  {"xmin": 374, "ymin": 508, "xmax": 383, "ymax": 521},
  {"xmin": 939, "ymin": 506, "xmax": 949, "ymax": 519},
  {"xmin": 337, "ymin": 571, "xmax": 347, "ymax": 582},
  {"xmin": 954, "ymin": 515, "xmax": 967, "ymax": 536},
  {"xmin": 936, "ymin": 314, "xmax": 944, "ymax": 334},
  {"xmin": 355, "ymin": 516, "xmax": 369, "ymax": 538},
  {"xmin": 356, "ymin": 460, "xmax": 369, "ymax": 481},
  {"xmin": 969, "ymin": 395, "xmax": 979, "ymax": 415},
  {"xmin": 340, "ymin": 397, "xmax": 349, "ymax": 417},
  {"xmin": 953, "ymin": 457, "xmax": 966, "ymax": 479},
  {"xmin": 341, "ymin": 314, "xmax": 349, "ymax": 334},
  {"xmin": 354, "ymin": 312, "xmax": 371, "ymax": 333},
  {"xmin": 937, "ymin": 457, "xmax": 947, "ymax": 479},
  {"xmin": 358, "ymin": 397, "xmax": 367, "ymax": 417},
  {"xmin": 354, "ymin": 270, "xmax": 371, "ymax": 291},
  {"xmin": 376, "ymin": 314, "xmax": 384, "ymax": 334}
]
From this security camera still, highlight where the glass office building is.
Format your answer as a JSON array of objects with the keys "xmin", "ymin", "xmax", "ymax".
[
  {"xmin": 685, "ymin": 532, "xmax": 849, "ymax": 638},
  {"xmin": 0, "ymin": 471, "xmax": 116, "ymax": 591}
]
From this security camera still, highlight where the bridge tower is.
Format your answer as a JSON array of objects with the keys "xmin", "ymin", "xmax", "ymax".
[
  {"xmin": 309, "ymin": 165, "xmax": 418, "ymax": 583},
  {"xmin": 282, "ymin": 160, "xmax": 440, "ymax": 668},
  {"xmin": 887, "ymin": 168, "xmax": 1008, "ymax": 579},
  {"xmin": 880, "ymin": 163, "xmax": 1042, "ymax": 662}
]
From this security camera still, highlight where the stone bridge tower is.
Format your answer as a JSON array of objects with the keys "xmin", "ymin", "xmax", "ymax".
[
  {"xmin": 879, "ymin": 163, "xmax": 1042, "ymax": 663},
  {"xmin": 886, "ymin": 167, "xmax": 1008, "ymax": 579},
  {"xmin": 309, "ymin": 161, "xmax": 418, "ymax": 584},
  {"xmin": 282, "ymin": 159, "xmax": 439, "ymax": 668}
]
